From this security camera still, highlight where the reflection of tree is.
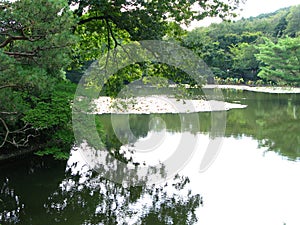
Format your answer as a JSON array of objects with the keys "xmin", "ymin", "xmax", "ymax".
[
  {"xmin": 99, "ymin": 90, "xmax": 300, "ymax": 161},
  {"xmin": 0, "ymin": 178, "xmax": 25, "ymax": 224},
  {"xmin": 0, "ymin": 157, "xmax": 66, "ymax": 224},
  {"xmin": 140, "ymin": 176, "xmax": 201, "ymax": 225},
  {"xmin": 255, "ymin": 106, "xmax": 300, "ymax": 160},
  {"xmin": 45, "ymin": 168, "xmax": 202, "ymax": 225},
  {"xmin": 224, "ymin": 91, "xmax": 300, "ymax": 160},
  {"xmin": 98, "ymin": 113, "xmax": 200, "ymax": 150},
  {"xmin": 0, "ymin": 157, "xmax": 202, "ymax": 224}
]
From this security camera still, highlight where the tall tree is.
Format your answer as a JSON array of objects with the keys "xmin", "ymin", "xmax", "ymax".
[
  {"xmin": 255, "ymin": 37, "xmax": 300, "ymax": 85},
  {"xmin": 230, "ymin": 42, "xmax": 260, "ymax": 80},
  {"xmin": 0, "ymin": 0, "xmax": 76, "ymax": 154}
]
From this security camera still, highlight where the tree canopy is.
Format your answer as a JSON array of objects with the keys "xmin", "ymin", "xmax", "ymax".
[
  {"xmin": 70, "ymin": 0, "xmax": 243, "ymax": 68},
  {"xmin": 0, "ymin": 0, "xmax": 76, "ymax": 155},
  {"xmin": 71, "ymin": 0, "xmax": 241, "ymax": 40},
  {"xmin": 255, "ymin": 36, "xmax": 300, "ymax": 85}
]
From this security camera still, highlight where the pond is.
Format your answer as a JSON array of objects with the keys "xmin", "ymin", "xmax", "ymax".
[{"xmin": 1, "ymin": 89, "xmax": 300, "ymax": 225}]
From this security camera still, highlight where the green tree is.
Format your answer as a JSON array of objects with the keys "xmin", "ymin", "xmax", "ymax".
[
  {"xmin": 255, "ymin": 36, "xmax": 300, "ymax": 85},
  {"xmin": 69, "ymin": 0, "xmax": 244, "ymax": 95},
  {"xmin": 273, "ymin": 12, "xmax": 288, "ymax": 38},
  {"xmin": 182, "ymin": 28, "xmax": 231, "ymax": 78},
  {"xmin": 284, "ymin": 5, "xmax": 300, "ymax": 37},
  {"xmin": 181, "ymin": 5, "xmax": 300, "ymax": 84},
  {"xmin": 71, "ymin": 0, "xmax": 242, "ymax": 42},
  {"xmin": 0, "ymin": 0, "xmax": 76, "ymax": 156},
  {"xmin": 230, "ymin": 42, "xmax": 260, "ymax": 80}
]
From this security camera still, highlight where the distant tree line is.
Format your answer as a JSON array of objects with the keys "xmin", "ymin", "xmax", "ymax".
[{"xmin": 182, "ymin": 5, "xmax": 300, "ymax": 86}]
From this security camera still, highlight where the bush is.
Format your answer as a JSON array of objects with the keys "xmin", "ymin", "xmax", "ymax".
[
  {"xmin": 246, "ymin": 80, "xmax": 254, "ymax": 86},
  {"xmin": 23, "ymin": 81, "xmax": 77, "ymax": 159},
  {"xmin": 255, "ymin": 80, "xmax": 264, "ymax": 86}
]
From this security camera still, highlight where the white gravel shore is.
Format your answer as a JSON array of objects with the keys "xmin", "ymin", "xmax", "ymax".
[
  {"xmin": 92, "ymin": 85, "xmax": 300, "ymax": 114},
  {"xmin": 93, "ymin": 96, "xmax": 247, "ymax": 114},
  {"xmin": 203, "ymin": 85, "xmax": 300, "ymax": 94}
]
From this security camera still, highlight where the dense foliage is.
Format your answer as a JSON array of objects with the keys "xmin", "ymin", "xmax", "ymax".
[
  {"xmin": 0, "ymin": 0, "xmax": 76, "ymax": 157},
  {"xmin": 255, "ymin": 36, "xmax": 300, "ymax": 85},
  {"xmin": 69, "ymin": 0, "xmax": 243, "ymax": 95},
  {"xmin": 69, "ymin": 0, "xmax": 242, "ymax": 67},
  {"xmin": 1, "ymin": 0, "xmax": 243, "ymax": 158},
  {"xmin": 182, "ymin": 5, "xmax": 300, "ymax": 85}
]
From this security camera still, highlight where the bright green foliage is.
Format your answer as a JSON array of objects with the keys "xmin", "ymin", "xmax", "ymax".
[
  {"xmin": 242, "ymin": 7, "xmax": 291, "ymax": 35},
  {"xmin": 72, "ymin": 13, "xmax": 131, "ymax": 68},
  {"xmin": 101, "ymin": 64, "xmax": 143, "ymax": 97},
  {"xmin": 163, "ymin": 22, "xmax": 188, "ymax": 42},
  {"xmin": 23, "ymin": 83, "xmax": 75, "ymax": 129},
  {"xmin": 182, "ymin": 28, "xmax": 262, "ymax": 79},
  {"xmin": 23, "ymin": 82, "xmax": 76, "ymax": 159},
  {"xmin": 182, "ymin": 28, "xmax": 231, "ymax": 77},
  {"xmin": 255, "ymin": 37, "xmax": 300, "ymax": 85},
  {"xmin": 230, "ymin": 42, "xmax": 260, "ymax": 79}
]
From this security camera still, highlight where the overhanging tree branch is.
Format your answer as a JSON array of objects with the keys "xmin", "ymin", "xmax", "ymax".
[
  {"xmin": 4, "ymin": 51, "xmax": 37, "ymax": 57},
  {"xmin": 78, "ymin": 15, "xmax": 110, "ymax": 25},
  {"xmin": 0, "ymin": 84, "xmax": 17, "ymax": 90},
  {"xmin": 0, "ymin": 32, "xmax": 43, "ymax": 48},
  {"xmin": 106, "ymin": 18, "xmax": 119, "ymax": 48},
  {"xmin": 0, "ymin": 118, "xmax": 38, "ymax": 149}
]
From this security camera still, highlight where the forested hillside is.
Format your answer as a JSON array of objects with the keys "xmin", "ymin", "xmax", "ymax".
[{"xmin": 182, "ymin": 5, "xmax": 300, "ymax": 86}]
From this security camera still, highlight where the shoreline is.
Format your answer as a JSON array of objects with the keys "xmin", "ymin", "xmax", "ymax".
[
  {"xmin": 203, "ymin": 84, "xmax": 300, "ymax": 94},
  {"xmin": 91, "ymin": 84, "xmax": 300, "ymax": 114},
  {"xmin": 93, "ymin": 96, "xmax": 247, "ymax": 114}
]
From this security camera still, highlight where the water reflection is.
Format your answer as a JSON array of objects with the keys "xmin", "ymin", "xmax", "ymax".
[
  {"xmin": 0, "ymin": 158, "xmax": 66, "ymax": 224},
  {"xmin": 46, "ymin": 150, "xmax": 202, "ymax": 224},
  {"xmin": 1, "ymin": 90, "xmax": 300, "ymax": 225},
  {"xmin": 0, "ymin": 155, "xmax": 202, "ymax": 225},
  {"xmin": 0, "ymin": 178, "xmax": 24, "ymax": 224},
  {"xmin": 224, "ymin": 90, "xmax": 300, "ymax": 161},
  {"xmin": 98, "ymin": 90, "xmax": 300, "ymax": 161}
]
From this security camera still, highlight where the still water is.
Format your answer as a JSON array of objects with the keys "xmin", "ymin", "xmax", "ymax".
[{"xmin": 1, "ymin": 90, "xmax": 300, "ymax": 225}]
